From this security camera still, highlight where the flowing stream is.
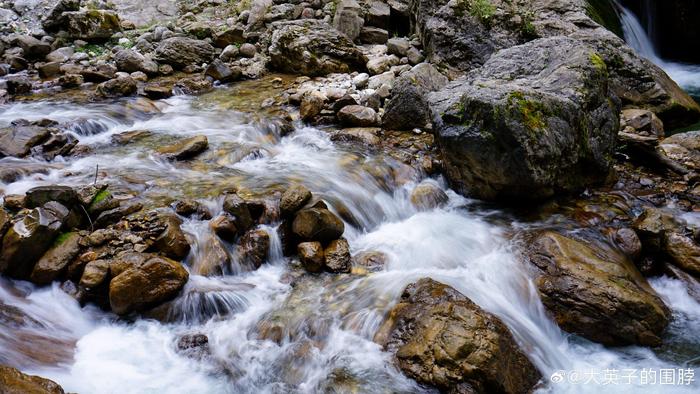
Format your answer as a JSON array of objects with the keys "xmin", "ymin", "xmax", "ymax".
[
  {"xmin": 617, "ymin": 1, "xmax": 700, "ymax": 96},
  {"xmin": 1, "ymin": 81, "xmax": 699, "ymax": 393}
]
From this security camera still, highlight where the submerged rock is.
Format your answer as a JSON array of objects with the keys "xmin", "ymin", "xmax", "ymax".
[
  {"xmin": 375, "ymin": 278, "xmax": 541, "ymax": 393},
  {"xmin": 157, "ymin": 135, "xmax": 209, "ymax": 160},
  {"xmin": 524, "ymin": 231, "xmax": 670, "ymax": 346},
  {"xmin": 410, "ymin": 181, "xmax": 448, "ymax": 211},
  {"xmin": 430, "ymin": 37, "xmax": 619, "ymax": 201}
]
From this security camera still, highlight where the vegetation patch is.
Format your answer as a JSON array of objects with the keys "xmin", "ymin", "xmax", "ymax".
[
  {"xmin": 508, "ymin": 91, "xmax": 547, "ymax": 131},
  {"xmin": 53, "ymin": 232, "xmax": 75, "ymax": 247},
  {"xmin": 585, "ymin": 0, "xmax": 623, "ymax": 38},
  {"xmin": 589, "ymin": 52, "xmax": 608, "ymax": 75},
  {"xmin": 90, "ymin": 189, "xmax": 111, "ymax": 207},
  {"xmin": 457, "ymin": 0, "xmax": 497, "ymax": 25},
  {"xmin": 76, "ymin": 43, "xmax": 107, "ymax": 57}
]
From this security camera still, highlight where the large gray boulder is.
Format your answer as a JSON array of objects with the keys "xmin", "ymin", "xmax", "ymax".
[
  {"xmin": 155, "ymin": 37, "xmax": 215, "ymax": 69},
  {"xmin": 429, "ymin": 36, "xmax": 619, "ymax": 201},
  {"xmin": 410, "ymin": 0, "xmax": 700, "ymax": 130},
  {"xmin": 382, "ymin": 63, "xmax": 448, "ymax": 130},
  {"xmin": 113, "ymin": 49, "xmax": 158, "ymax": 75},
  {"xmin": 409, "ymin": 0, "xmax": 523, "ymax": 73},
  {"xmin": 61, "ymin": 10, "xmax": 122, "ymax": 40},
  {"xmin": 333, "ymin": 0, "xmax": 364, "ymax": 42},
  {"xmin": 268, "ymin": 20, "xmax": 367, "ymax": 76}
]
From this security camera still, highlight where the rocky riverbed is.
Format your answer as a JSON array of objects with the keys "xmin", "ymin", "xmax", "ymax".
[{"xmin": 1, "ymin": 0, "xmax": 700, "ymax": 393}]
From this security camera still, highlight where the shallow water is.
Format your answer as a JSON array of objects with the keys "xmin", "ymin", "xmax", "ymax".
[{"xmin": 1, "ymin": 85, "xmax": 699, "ymax": 393}]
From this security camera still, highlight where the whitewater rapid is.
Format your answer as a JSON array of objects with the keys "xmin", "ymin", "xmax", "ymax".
[{"xmin": 0, "ymin": 92, "xmax": 698, "ymax": 393}]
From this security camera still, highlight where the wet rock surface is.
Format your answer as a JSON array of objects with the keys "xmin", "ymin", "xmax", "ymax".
[
  {"xmin": 108, "ymin": 253, "xmax": 189, "ymax": 315},
  {"xmin": 0, "ymin": 365, "xmax": 65, "ymax": 394},
  {"xmin": 430, "ymin": 36, "xmax": 619, "ymax": 201},
  {"xmin": 376, "ymin": 278, "xmax": 541, "ymax": 394},
  {"xmin": 523, "ymin": 231, "xmax": 670, "ymax": 346},
  {"xmin": 0, "ymin": 0, "xmax": 700, "ymax": 391}
]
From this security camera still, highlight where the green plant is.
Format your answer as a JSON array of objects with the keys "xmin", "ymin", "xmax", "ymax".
[
  {"xmin": 520, "ymin": 10, "xmax": 537, "ymax": 38},
  {"xmin": 53, "ymin": 232, "xmax": 75, "ymax": 247},
  {"xmin": 76, "ymin": 44, "xmax": 106, "ymax": 57},
  {"xmin": 90, "ymin": 189, "xmax": 111, "ymax": 208},
  {"xmin": 458, "ymin": 0, "xmax": 496, "ymax": 25}
]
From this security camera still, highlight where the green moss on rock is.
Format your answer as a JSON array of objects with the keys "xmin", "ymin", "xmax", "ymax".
[
  {"xmin": 507, "ymin": 91, "xmax": 547, "ymax": 131},
  {"xmin": 586, "ymin": 0, "xmax": 623, "ymax": 37}
]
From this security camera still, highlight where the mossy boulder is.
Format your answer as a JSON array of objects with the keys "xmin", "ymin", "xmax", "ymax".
[
  {"xmin": 430, "ymin": 36, "xmax": 619, "ymax": 202},
  {"xmin": 268, "ymin": 20, "xmax": 367, "ymax": 76},
  {"xmin": 62, "ymin": 10, "xmax": 122, "ymax": 41}
]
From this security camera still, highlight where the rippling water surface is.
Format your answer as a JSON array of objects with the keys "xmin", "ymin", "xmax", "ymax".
[{"xmin": 1, "ymin": 84, "xmax": 699, "ymax": 393}]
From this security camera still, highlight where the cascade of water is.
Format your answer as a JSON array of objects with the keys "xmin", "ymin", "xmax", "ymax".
[
  {"xmin": 1, "ymin": 92, "xmax": 699, "ymax": 393},
  {"xmin": 616, "ymin": 0, "xmax": 700, "ymax": 95}
]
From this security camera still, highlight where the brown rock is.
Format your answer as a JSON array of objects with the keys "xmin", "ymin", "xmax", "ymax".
[
  {"xmin": 210, "ymin": 214, "xmax": 238, "ymax": 242},
  {"xmin": 280, "ymin": 184, "xmax": 312, "ymax": 216},
  {"xmin": 298, "ymin": 241, "xmax": 324, "ymax": 273},
  {"xmin": 375, "ymin": 279, "xmax": 541, "ymax": 394},
  {"xmin": 151, "ymin": 215, "xmax": 191, "ymax": 261},
  {"xmin": 410, "ymin": 182, "xmax": 449, "ymax": 210},
  {"xmin": 109, "ymin": 254, "xmax": 189, "ymax": 314},
  {"xmin": 80, "ymin": 259, "xmax": 110, "ymax": 288},
  {"xmin": 0, "ymin": 207, "xmax": 64, "ymax": 278},
  {"xmin": 222, "ymin": 193, "xmax": 254, "ymax": 231},
  {"xmin": 157, "ymin": 135, "xmax": 208, "ymax": 160},
  {"xmin": 292, "ymin": 208, "xmax": 344, "ymax": 243},
  {"xmin": 0, "ymin": 365, "xmax": 64, "ymax": 394},
  {"xmin": 524, "ymin": 231, "xmax": 670, "ymax": 346},
  {"xmin": 323, "ymin": 238, "xmax": 351, "ymax": 273},
  {"xmin": 30, "ymin": 232, "xmax": 82, "ymax": 285},
  {"xmin": 239, "ymin": 229, "xmax": 270, "ymax": 269}
]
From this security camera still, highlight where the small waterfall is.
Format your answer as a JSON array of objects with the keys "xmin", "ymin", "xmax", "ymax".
[
  {"xmin": 619, "ymin": 4, "xmax": 660, "ymax": 62},
  {"xmin": 616, "ymin": 0, "xmax": 700, "ymax": 95}
]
